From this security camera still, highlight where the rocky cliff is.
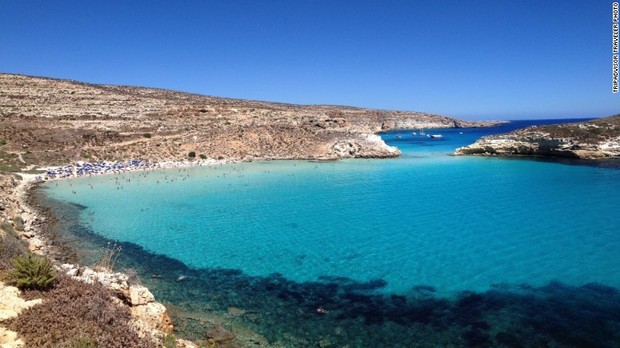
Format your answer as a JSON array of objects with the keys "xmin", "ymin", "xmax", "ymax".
[
  {"xmin": 454, "ymin": 114, "xmax": 620, "ymax": 159},
  {"xmin": 0, "ymin": 73, "xmax": 494, "ymax": 165}
]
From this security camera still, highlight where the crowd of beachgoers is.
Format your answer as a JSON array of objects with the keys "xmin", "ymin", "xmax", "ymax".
[{"xmin": 40, "ymin": 159, "xmax": 232, "ymax": 181}]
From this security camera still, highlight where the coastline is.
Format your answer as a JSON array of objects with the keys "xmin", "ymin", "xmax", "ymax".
[
  {"xmin": 13, "ymin": 173, "xmax": 179, "ymax": 344},
  {"xmin": 5, "ymin": 123, "xmax": 620, "ymax": 346},
  {"xmin": 8, "ymin": 158, "xmax": 270, "ymax": 347}
]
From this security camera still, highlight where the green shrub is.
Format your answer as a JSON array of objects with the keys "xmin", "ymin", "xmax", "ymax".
[
  {"xmin": 1, "ymin": 221, "xmax": 15, "ymax": 234},
  {"xmin": 143, "ymin": 133, "xmax": 152, "ymax": 138},
  {"xmin": 71, "ymin": 337, "xmax": 98, "ymax": 348},
  {"xmin": 188, "ymin": 151, "xmax": 196, "ymax": 159},
  {"xmin": 13, "ymin": 217, "xmax": 24, "ymax": 231},
  {"xmin": 7, "ymin": 253, "xmax": 58, "ymax": 290},
  {"xmin": 199, "ymin": 154, "xmax": 207, "ymax": 160},
  {"xmin": 163, "ymin": 334, "xmax": 176, "ymax": 348}
]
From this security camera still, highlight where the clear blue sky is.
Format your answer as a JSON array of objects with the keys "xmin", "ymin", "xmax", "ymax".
[{"xmin": 0, "ymin": 0, "xmax": 617, "ymax": 120}]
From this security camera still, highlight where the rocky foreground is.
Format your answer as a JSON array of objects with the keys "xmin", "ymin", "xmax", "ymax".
[
  {"xmin": 455, "ymin": 114, "xmax": 620, "ymax": 159},
  {"xmin": 0, "ymin": 73, "xmax": 496, "ymax": 165}
]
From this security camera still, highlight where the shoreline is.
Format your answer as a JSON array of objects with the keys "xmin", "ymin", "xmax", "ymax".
[
  {"xmin": 7, "ymin": 134, "xmax": 620, "ymax": 346},
  {"xmin": 12, "ymin": 173, "xmax": 181, "ymax": 344},
  {"xmin": 12, "ymin": 166, "xmax": 183, "ymax": 346},
  {"xmin": 8, "ymin": 158, "xmax": 271, "ymax": 347},
  {"xmin": 41, "ymin": 158, "xmax": 239, "ymax": 181}
]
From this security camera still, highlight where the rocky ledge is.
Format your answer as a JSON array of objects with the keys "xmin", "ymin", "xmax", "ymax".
[{"xmin": 454, "ymin": 114, "xmax": 620, "ymax": 159}]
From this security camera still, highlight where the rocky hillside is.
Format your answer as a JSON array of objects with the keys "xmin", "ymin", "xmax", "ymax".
[
  {"xmin": 454, "ymin": 114, "xmax": 620, "ymax": 159},
  {"xmin": 0, "ymin": 73, "xmax": 494, "ymax": 165}
]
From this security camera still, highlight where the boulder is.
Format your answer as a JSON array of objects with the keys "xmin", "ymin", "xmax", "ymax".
[
  {"xmin": 128, "ymin": 285, "xmax": 155, "ymax": 306},
  {"xmin": 0, "ymin": 282, "xmax": 42, "ymax": 321},
  {"xmin": 0, "ymin": 327, "xmax": 25, "ymax": 348},
  {"xmin": 130, "ymin": 302, "xmax": 174, "ymax": 334},
  {"xmin": 206, "ymin": 324, "xmax": 235, "ymax": 343}
]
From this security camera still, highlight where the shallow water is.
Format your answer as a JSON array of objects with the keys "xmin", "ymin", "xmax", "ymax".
[{"xmin": 39, "ymin": 119, "xmax": 620, "ymax": 346}]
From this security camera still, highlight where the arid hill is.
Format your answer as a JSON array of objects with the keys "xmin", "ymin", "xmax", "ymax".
[
  {"xmin": 0, "ymin": 73, "xmax": 494, "ymax": 166},
  {"xmin": 455, "ymin": 114, "xmax": 620, "ymax": 159}
]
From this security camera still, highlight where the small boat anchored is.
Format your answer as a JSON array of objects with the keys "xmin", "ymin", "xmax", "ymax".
[{"xmin": 429, "ymin": 134, "xmax": 443, "ymax": 138}]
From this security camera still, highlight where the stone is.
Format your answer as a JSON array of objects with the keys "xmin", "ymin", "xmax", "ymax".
[
  {"xmin": 128, "ymin": 285, "xmax": 155, "ymax": 306},
  {"xmin": 0, "ymin": 282, "xmax": 43, "ymax": 321},
  {"xmin": 131, "ymin": 302, "xmax": 173, "ymax": 334},
  {"xmin": 0, "ymin": 327, "xmax": 25, "ymax": 348},
  {"xmin": 206, "ymin": 325, "xmax": 235, "ymax": 343},
  {"xmin": 175, "ymin": 339, "xmax": 198, "ymax": 348},
  {"xmin": 226, "ymin": 307, "xmax": 245, "ymax": 317}
]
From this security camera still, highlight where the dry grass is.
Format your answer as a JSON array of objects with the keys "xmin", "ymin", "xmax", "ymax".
[{"xmin": 95, "ymin": 241, "xmax": 122, "ymax": 272}]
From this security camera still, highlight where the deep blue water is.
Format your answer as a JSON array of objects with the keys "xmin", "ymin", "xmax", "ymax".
[{"xmin": 38, "ymin": 118, "xmax": 620, "ymax": 347}]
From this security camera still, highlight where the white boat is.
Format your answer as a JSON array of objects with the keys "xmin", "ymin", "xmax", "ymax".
[{"xmin": 429, "ymin": 134, "xmax": 443, "ymax": 138}]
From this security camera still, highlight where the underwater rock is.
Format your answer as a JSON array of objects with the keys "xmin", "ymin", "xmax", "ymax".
[
  {"xmin": 206, "ymin": 324, "xmax": 235, "ymax": 343},
  {"xmin": 227, "ymin": 307, "xmax": 246, "ymax": 317}
]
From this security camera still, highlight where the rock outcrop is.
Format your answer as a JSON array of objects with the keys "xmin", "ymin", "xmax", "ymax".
[
  {"xmin": 60, "ymin": 264, "xmax": 174, "ymax": 339},
  {"xmin": 0, "ymin": 282, "xmax": 42, "ymax": 348},
  {"xmin": 455, "ymin": 115, "xmax": 620, "ymax": 159}
]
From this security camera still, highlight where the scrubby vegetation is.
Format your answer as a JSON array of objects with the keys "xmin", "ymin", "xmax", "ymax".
[
  {"xmin": 12, "ymin": 216, "xmax": 24, "ymax": 232},
  {"xmin": 0, "ymin": 227, "xmax": 28, "ymax": 268},
  {"xmin": 0, "ymin": 221, "xmax": 16, "ymax": 235},
  {"xmin": 0, "ymin": 150, "xmax": 22, "ymax": 173},
  {"xmin": 532, "ymin": 114, "xmax": 620, "ymax": 142},
  {"xmin": 163, "ymin": 334, "xmax": 176, "ymax": 348},
  {"xmin": 3, "ymin": 275, "xmax": 156, "ymax": 347},
  {"xmin": 7, "ymin": 253, "xmax": 57, "ymax": 290},
  {"xmin": 70, "ymin": 337, "xmax": 98, "ymax": 348},
  {"xmin": 188, "ymin": 151, "xmax": 196, "ymax": 159}
]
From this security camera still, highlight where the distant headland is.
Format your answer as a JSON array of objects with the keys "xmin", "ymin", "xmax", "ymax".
[{"xmin": 455, "ymin": 114, "xmax": 620, "ymax": 159}]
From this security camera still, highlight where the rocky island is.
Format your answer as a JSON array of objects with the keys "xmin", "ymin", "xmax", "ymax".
[{"xmin": 455, "ymin": 114, "xmax": 620, "ymax": 159}]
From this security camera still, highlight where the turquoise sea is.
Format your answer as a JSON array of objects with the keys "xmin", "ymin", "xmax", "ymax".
[{"xmin": 38, "ymin": 119, "xmax": 620, "ymax": 347}]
